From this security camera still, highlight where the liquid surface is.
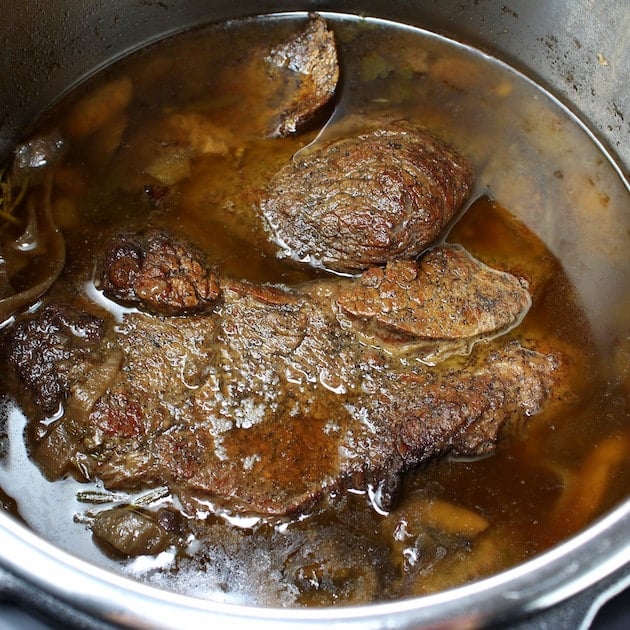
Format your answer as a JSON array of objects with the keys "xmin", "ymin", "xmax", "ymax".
[{"xmin": 0, "ymin": 14, "xmax": 629, "ymax": 607}]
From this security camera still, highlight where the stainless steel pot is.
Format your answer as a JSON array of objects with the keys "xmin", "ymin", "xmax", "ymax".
[{"xmin": 1, "ymin": 1, "xmax": 628, "ymax": 627}]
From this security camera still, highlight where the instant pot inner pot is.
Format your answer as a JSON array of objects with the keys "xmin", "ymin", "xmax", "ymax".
[{"xmin": 0, "ymin": 1, "xmax": 628, "ymax": 628}]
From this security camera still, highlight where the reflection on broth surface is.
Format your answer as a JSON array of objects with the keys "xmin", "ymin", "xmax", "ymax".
[{"xmin": 0, "ymin": 14, "xmax": 628, "ymax": 607}]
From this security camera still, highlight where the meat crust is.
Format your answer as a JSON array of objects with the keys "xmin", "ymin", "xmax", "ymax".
[
  {"xmin": 334, "ymin": 244, "xmax": 530, "ymax": 361},
  {"xmin": 100, "ymin": 230, "xmax": 221, "ymax": 315},
  {"xmin": 261, "ymin": 123, "xmax": 474, "ymax": 272},
  {"xmin": 2, "ymin": 304, "xmax": 106, "ymax": 413},
  {"xmin": 266, "ymin": 14, "xmax": 339, "ymax": 137}
]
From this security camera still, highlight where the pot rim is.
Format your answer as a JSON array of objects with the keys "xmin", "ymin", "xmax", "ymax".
[
  {"xmin": 0, "ymin": 495, "xmax": 628, "ymax": 628},
  {"xmin": 0, "ymin": 5, "xmax": 628, "ymax": 627}
]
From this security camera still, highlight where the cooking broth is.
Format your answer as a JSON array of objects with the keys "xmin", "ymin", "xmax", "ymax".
[{"xmin": 0, "ymin": 13, "xmax": 628, "ymax": 607}]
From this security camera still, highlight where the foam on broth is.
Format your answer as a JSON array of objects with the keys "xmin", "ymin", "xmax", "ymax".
[{"xmin": 0, "ymin": 13, "xmax": 628, "ymax": 606}]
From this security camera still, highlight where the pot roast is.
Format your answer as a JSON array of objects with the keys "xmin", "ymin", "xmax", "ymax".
[
  {"xmin": 3, "ymin": 12, "xmax": 623, "ymax": 608},
  {"xmin": 0, "ymin": 15, "xmax": 568, "ymax": 522},
  {"xmin": 3, "ymin": 226, "xmax": 564, "ymax": 518}
]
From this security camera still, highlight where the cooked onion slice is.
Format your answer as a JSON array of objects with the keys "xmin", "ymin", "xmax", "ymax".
[{"xmin": 0, "ymin": 175, "xmax": 65, "ymax": 323}]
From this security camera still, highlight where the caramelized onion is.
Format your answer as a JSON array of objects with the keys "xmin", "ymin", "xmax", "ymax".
[
  {"xmin": 34, "ymin": 349, "xmax": 123, "ymax": 479},
  {"xmin": 0, "ymin": 174, "xmax": 65, "ymax": 323},
  {"xmin": 91, "ymin": 507, "xmax": 171, "ymax": 557}
]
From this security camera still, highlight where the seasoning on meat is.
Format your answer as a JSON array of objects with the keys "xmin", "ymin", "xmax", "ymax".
[
  {"xmin": 335, "ymin": 244, "xmax": 530, "ymax": 361},
  {"xmin": 2, "ymin": 304, "xmax": 106, "ymax": 414},
  {"xmin": 260, "ymin": 122, "xmax": 474, "ymax": 272}
]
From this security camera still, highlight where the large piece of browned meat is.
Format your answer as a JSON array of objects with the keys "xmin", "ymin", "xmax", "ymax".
[
  {"xmin": 2, "ymin": 231, "xmax": 564, "ymax": 518},
  {"xmin": 260, "ymin": 123, "xmax": 473, "ymax": 272}
]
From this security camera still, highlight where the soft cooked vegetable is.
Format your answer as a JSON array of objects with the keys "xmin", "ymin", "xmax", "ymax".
[
  {"xmin": 91, "ymin": 507, "xmax": 171, "ymax": 557},
  {"xmin": 0, "ymin": 175, "xmax": 65, "ymax": 323},
  {"xmin": 64, "ymin": 77, "xmax": 133, "ymax": 138},
  {"xmin": 34, "ymin": 349, "xmax": 123, "ymax": 479},
  {"xmin": 410, "ymin": 498, "xmax": 489, "ymax": 538},
  {"xmin": 552, "ymin": 435, "xmax": 629, "ymax": 533}
]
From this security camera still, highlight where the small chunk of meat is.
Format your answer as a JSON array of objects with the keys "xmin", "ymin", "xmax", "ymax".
[
  {"xmin": 336, "ymin": 244, "xmax": 530, "ymax": 348},
  {"xmin": 266, "ymin": 14, "xmax": 339, "ymax": 136},
  {"xmin": 260, "ymin": 123, "xmax": 473, "ymax": 272},
  {"xmin": 100, "ymin": 230, "xmax": 221, "ymax": 315},
  {"xmin": 1, "ymin": 304, "xmax": 106, "ymax": 413}
]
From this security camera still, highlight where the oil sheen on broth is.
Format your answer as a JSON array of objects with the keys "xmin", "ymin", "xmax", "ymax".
[{"xmin": 0, "ymin": 14, "xmax": 629, "ymax": 607}]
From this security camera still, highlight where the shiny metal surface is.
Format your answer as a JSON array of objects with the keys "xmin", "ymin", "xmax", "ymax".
[
  {"xmin": 0, "ymin": 499, "xmax": 628, "ymax": 628},
  {"xmin": 1, "ymin": 0, "xmax": 628, "ymax": 172},
  {"xmin": 1, "ymin": 1, "xmax": 628, "ymax": 627}
]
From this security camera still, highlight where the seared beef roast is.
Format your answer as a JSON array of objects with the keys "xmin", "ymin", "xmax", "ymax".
[
  {"xmin": 3, "ymin": 230, "xmax": 564, "ymax": 518},
  {"xmin": 335, "ymin": 245, "xmax": 530, "ymax": 361},
  {"xmin": 260, "ymin": 123, "xmax": 473, "ymax": 272}
]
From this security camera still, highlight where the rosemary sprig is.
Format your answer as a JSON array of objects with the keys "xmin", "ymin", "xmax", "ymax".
[{"xmin": 0, "ymin": 168, "xmax": 29, "ymax": 227}]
